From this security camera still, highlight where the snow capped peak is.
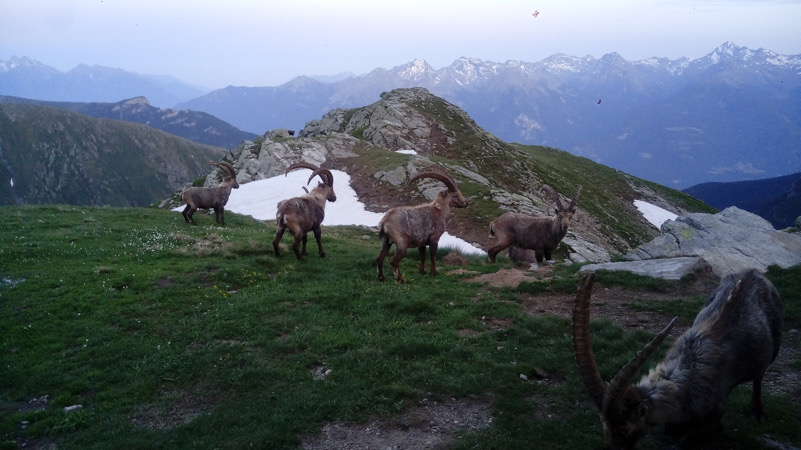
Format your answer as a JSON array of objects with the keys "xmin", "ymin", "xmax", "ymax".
[
  {"xmin": 397, "ymin": 59, "xmax": 433, "ymax": 80},
  {"xmin": 0, "ymin": 56, "xmax": 55, "ymax": 73}
]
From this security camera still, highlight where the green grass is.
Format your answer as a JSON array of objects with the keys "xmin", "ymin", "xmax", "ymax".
[{"xmin": 1, "ymin": 205, "xmax": 798, "ymax": 449}]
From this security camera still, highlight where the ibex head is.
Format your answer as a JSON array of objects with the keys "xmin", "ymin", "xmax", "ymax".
[
  {"xmin": 208, "ymin": 161, "xmax": 239, "ymax": 189},
  {"xmin": 573, "ymin": 273, "xmax": 678, "ymax": 449},
  {"xmin": 410, "ymin": 166, "xmax": 468, "ymax": 209},
  {"xmin": 285, "ymin": 162, "xmax": 336, "ymax": 203},
  {"xmin": 542, "ymin": 184, "xmax": 582, "ymax": 232}
]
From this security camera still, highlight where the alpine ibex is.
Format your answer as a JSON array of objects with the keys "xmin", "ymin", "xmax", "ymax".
[
  {"xmin": 181, "ymin": 161, "xmax": 239, "ymax": 225},
  {"xmin": 272, "ymin": 163, "xmax": 336, "ymax": 260},
  {"xmin": 376, "ymin": 166, "xmax": 469, "ymax": 282},
  {"xmin": 488, "ymin": 184, "xmax": 581, "ymax": 264},
  {"xmin": 573, "ymin": 269, "xmax": 784, "ymax": 449}
]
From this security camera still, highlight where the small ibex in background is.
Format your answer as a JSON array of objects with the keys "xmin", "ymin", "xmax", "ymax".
[
  {"xmin": 181, "ymin": 161, "xmax": 239, "ymax": 225},
  {"xmin": 273, "ymin": 162, "xmax": 336, "ymax": 260},
  {"xmin": 488, "ymin": 184, "xmax": 581, "ymax": 264},
  {"xmin": 376, "ymin": 166, "xmax": 469, "ymax": 282},
  {"xmin": 573, "ymin": 269, "xmax": 784, "ymax": 449}
]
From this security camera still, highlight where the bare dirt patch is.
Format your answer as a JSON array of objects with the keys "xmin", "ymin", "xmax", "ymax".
[
  {"xmin": 131, "ymin": 390, "xmax": 225, "ymax": 430},
  {"xmin": 301, "ymin": 396, "xmax": 494, "ymax": 450}
]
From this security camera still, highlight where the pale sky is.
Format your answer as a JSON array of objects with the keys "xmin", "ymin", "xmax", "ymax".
[{"xmin": 2, "ymin": 0, "xmax": 800, "ymax": 90}]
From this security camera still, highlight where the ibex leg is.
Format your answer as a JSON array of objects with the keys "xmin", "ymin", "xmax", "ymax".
[
  {"xmin": 376, "ymin": 238, "xmax": 392, "ymax": 282},
  {"xmin": 312, "ymin": 225, "xmax": 325, "ymax": 257},
  {"xmin": 428, "ymin": 242, "xmax": 438, "ymax": 276},
  {"xmin": 272, "ymin": 227, "xmax": 285, "ymax": 257},
  {"xmin": 390, "ymin": 244, "xmax": 409, "ymax": 283},
  {"xmin": 417, "ymin": 246, "xmax": 427, "ymax": 274},
  {"xmin": 751, "ymin": 375, "xmax": 765, "ymax": 420}
]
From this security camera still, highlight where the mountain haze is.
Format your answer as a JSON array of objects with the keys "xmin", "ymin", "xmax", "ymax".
[
  {"xmin": 175, "ymin": 43, "xmax": 801, "ymax": 189},
  {"xmin": 0, "ymin": 103, "xmax": 225, "ymax": 206},
  {"xmin": 0, "ymin": 56, "xmax": 206, "ymax": 107}
]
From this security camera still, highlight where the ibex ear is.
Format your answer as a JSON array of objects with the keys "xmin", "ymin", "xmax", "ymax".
[{"xmin": 634, "ymin": 399, "xmax": 650, "ymax": 420}]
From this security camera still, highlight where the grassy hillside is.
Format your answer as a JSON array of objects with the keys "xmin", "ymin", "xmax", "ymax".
[
  {"xmin": 0, "ymin": 96, "xmax": 259, "ymax": 150},
  {"xmin": 1, "ymin": 205, "xmax": 798, "ymax": 449},
  {"xmin": 0, "ymin": 103, "xmax": 225, "ymax": 207}
]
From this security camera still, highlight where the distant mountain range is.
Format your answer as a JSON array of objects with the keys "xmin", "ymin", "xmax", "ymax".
[
  {"xmin": 2, "ymin": 42, "xmax": 800, "ymax": 190},
  {"xmin": 0, "ymin": 95, "xmax": 258, "ymax": 149},
  {"xmin": 684, "ymin": 172, "xmax": 801, "ymax": 229},
  {"xmin": 174, "ymin": 42, "xmax": 801, "ymax": 189},
  {"xmin": 0, "ymin": 56, "xmax": 206, "ymax": 107}
]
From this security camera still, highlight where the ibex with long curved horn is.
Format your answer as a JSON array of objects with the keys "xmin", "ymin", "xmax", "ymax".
[
  {"xmin": 573, "ymin": 269, "xmax": 783, "ymax": 449},
  {"xmin": 377, "ymin": 166, "xmax": 469, "ymax": 282},
  {"xmin": 488, "ymin": 184, "xmax": 581, "ymax": 264},
  {"xmin": 273, "ymin": 162, "xmax": 336, "ymax": 260},
  {"xmin": 181, "ymin": 161, "xmax": 239, "ymax": 225}
]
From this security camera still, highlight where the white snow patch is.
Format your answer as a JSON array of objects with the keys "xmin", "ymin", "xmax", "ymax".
[
  {"xmin": 396, "ymin": 149, "xmax": 417, "ymax": 155},
  {"xmin": 174, "ymin": 170, "xmax": 485, "ymax": 255},
  {"xmin": 634, "ymin": 200, "xmax": 677, "ymax": 228}
]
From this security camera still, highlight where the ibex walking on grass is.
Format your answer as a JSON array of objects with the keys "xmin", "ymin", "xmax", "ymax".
[
  {"xmin": 488, "ymin": 184, "xmax": 581, "ymax": 264},
  {"xmin": 376, "ymin": 166, "xmax": 468, "ymax": 282},
  {"xmin": 273, "ymin": 163, "xmax": 336, "ymax": 260},
  {"xmin": 573, "ymin": 269, "xmax": 784, "ymax": 449},
  {"xmin": 181, "ymin": 161, "xmax": 239, "ymax": 225}
]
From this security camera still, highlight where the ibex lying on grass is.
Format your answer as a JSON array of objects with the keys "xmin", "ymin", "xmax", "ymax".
[
  {"xmin": 573, "ymin": 269, "xmax": 784, "ymax": 449},
  {"xmin": 376, "ymin": 166, "xmax": 469, "ymax": 282},
  {"xmin": 488, "ymin": 184, "xmax": 581, "ymax": 264},
  {"xmin": 181, "ymin": 161, "xmax": 239, "ymax": 225},
  {"xmin": 273, "ymin": 163, "xmax": 336, "ymax": 260}
]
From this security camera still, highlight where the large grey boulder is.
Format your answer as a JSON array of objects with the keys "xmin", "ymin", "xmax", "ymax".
[
  {"xmin": 626, "ymin": 207, "xmax": 801, "ymax": 277},
  {"xmin": 580, "ymin": 257, "xmax": 708, "ymax": 280}
]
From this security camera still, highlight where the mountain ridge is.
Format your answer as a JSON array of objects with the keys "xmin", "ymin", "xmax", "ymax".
[
  {"xmin": 0, "ymin": 56, "xmax": 207, "ymax": 107},
  {"xmin": 0, "ymin": 95, "xmax": 258, "ymax": 149},
  {"xmin": 684, "ymin": 173, "xmax": 801, "ymax": 229},
  {"xmin": 173, "ymin": 42, "xmax": 801, "ymax": 189},
  {"xmin": 0, "ymin": 102, "xmax": 225, "ymax": 207},
  {"xmin": 3, "ymin": 43, "xmax": 799, "ymax": 189}
]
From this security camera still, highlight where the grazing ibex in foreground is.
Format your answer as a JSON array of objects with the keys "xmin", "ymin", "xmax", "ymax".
[
  {"xmin": 273, "ymin": 163, "xmax": 336, "ymax": 260},
  {"xmin": 181, "ymin": 161, "xmax": 239, "ymax": 225},
  {"xmin": 488, "ymin": 184, "xmax": 581, "ymax": 264},
  {"xmin": 573, "ymin": 269, "xmax": 784, "ymax": 449},
  {"xmin": 376, "ymin": 166, "xmax": 468, "ymax": 282}
]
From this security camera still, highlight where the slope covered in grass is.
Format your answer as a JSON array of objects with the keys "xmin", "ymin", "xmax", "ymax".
[{"xmin": 1, "ymin": 206, "xmax": 798, "ymax": 449}]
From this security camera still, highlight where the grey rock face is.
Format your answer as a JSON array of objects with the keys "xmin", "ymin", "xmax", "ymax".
[
  {"xmin": 626, "ymin": 207, "xmax": 801, "ymax": 277},
  {"xmin": 580, "ymin": 257, "xmax": 708, "ymax": 280}
]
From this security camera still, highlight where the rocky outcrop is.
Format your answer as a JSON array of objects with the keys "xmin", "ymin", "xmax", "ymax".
[
  {"xmin": 204, "ymin": 131, "xmax": 361, "ymax": 187},
  {"xmin": 588, "ymin": 207, "xmax": 801, "ymax": 278},
  {"xmin": 182, "ymin": 88, "xmax": 707, "ymax": 264}
]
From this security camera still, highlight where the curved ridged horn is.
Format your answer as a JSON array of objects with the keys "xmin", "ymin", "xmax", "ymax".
[
  {"xmin": 308, "ymin": 168, "xmax": 334, "ymax": 187},
  {"xmin": 572, "ymin": 272, "xmax": 606, "ymax": 410},
  {"xmin": 209, "ymin": 161, "xmax": 237, "ymax": 179},
  {"xmin": 602, "ymin": 316, "xmax": 678, "ymax": 415},
  {"xmin": 285, "ymin": 162, "xmax": 320, "ymax": 176},
  {"xmin": 410, "ymin": 166, "xmax": 458, "ymax": 192},
  {"xmin": 568, "ymin": 185, "xmax": 582, "ymax": 212},
  {"xmin": 541, "ymin": 185, "xmax": 565, "ymax": 211}
]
